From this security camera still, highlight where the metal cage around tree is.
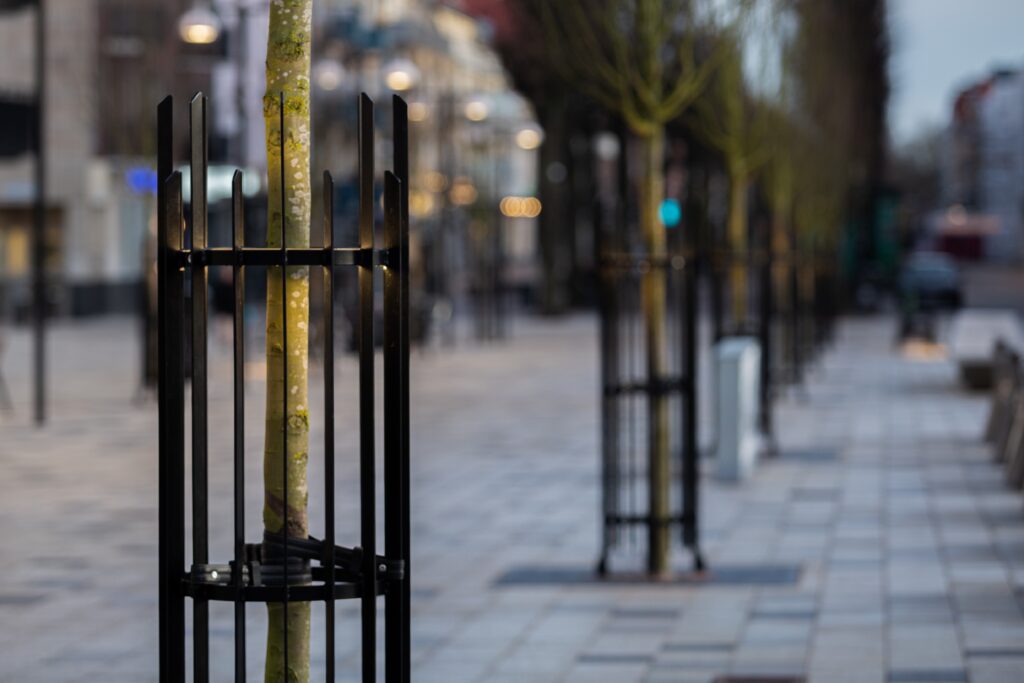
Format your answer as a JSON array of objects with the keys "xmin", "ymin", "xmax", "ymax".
[
  {"xmin": 157, "ymin": 93, "xmax": 411, "ymax": 682},
  {"xmin": 706, "ymin": 217, "xmax": 834, "ymax": 447},
  {"xmin": 597, "ymin": 220, "xmax": 703, "ymax": 575}
]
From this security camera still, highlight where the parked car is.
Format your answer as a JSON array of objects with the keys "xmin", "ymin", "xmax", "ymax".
[{"xmin": 899, "ymin": 251, "xmax": 963, "ymax": 311}]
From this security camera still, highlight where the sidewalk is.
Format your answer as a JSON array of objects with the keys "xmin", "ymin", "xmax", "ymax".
[{"xmin": 0, "ymin": 315, "xmax": 1022, "ymax": 682}]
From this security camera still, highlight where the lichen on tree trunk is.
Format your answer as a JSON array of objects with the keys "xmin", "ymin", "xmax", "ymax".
[
  {"xmin": 639, "ymin": 128, "xmax": 671, "ymax": 576},
  {"xmin": 262, "ymin": 1, "xmax": 313, "ymax": 681}
]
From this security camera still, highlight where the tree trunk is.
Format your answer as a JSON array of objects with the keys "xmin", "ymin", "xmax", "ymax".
[
  {"xmin": 727, "ymin": 171, "xmax": 750, "ymax": 326},
  {"xmin": 639, "ymin": 127, "xmax": 670, "ymax": 575},
  {"xmin": 263, "ymin": 1, "xmax": 313, "ymax": 681}
]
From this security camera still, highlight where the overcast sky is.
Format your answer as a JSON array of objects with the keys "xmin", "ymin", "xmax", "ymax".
[{"xmin": 890, "ymin": 0, "xmax": 1024, "ymax": 145}]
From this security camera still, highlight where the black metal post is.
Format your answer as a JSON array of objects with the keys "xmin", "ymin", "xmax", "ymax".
[
  {"xmin": 758, "ymin": 218, "xmax": 774, "ymax": 450},
  {"xmin": 383, "ymin": 170, "xmax": 404, "ymax": 682},
  {"xmin": 157, "ymin": 97, "xmax": 186, "ymax": 682},
  {"xmin": 789, "ymin": 222, "xmax": 801, "ymax": 384},
  {"xmin": 322, "ymin": 170, "xmax": 336, "ymax": 683},
  {"xmin": 710, "ymin": 223, "xmax": 724, "ymax": 343},
  {"xmin": 277, "ymin": 90, "xmax": 290, "ymax": 682},
  {"xmin": 357, "ymin": 93, "xmax": 377, "ymax": 683},
  {"xmin": 230, "ymin": 170, "xmax": 246, "ymax": 682},
  {"xmin": 682, "ymin": 207, "xmax": 702, "ymax": 571},
  {"xmin": 189, "ymin": 93, "xmax": 211, "ymax": 683},
  {"xmin": 387, "ymin": 94, "xmax": 412, "ymax": 682},
  {"xmin": 595, "ymin": 179, "xmax": 616, "ymax": 576},
  {"xmin": 32, "ymin": 0, "xmax": 46, "ymax": 425}
]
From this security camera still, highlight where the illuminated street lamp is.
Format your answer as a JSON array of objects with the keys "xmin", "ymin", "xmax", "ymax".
[
  {"xmin": 515, "ymin": 125, "xmax": 543, "ymax": 150},
  {"xmin": 408, "ymin": 101, "xmax": 429, "ymax": 122},
  {"xmin": 178, "ymin": 2, "xmax": 222, "ymax": 45},
  {"xmin": 383, "ymin": 58, "xmax": 420, "ymax": 92},
  {"xmin": 314, "ymin": 59, "xmax": 346, "ymax": 92},
  {"xmin": 464, "ymin": 99, "xmax": 489, "ymax": 122},
  {"xmin": 449, "ymin": 177, "xmax": 478, "ymax": 206}
]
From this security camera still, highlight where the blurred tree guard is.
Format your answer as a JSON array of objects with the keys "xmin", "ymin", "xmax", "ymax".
[
  {"xmin": 262, "ymin": 0, "xmax": 313, "ymax": 680},
  {"xmin": 786, "ymin": 0, "xmax": 890, "ymax": 295},
  {"xmin": 760, "ymin": 100, "xmax": 803, "ymax": 383},
  {"xmin": 538, "ymin": 0, "xmax": 721, "ymax": 576},
  {"xmin": 689, "ymin": 19, "xmax": 771, "ymax": 325}
]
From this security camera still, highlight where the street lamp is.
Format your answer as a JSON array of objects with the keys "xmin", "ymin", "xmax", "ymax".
[
  {"xmin": 178, "ymin": 1, "xmax": 221, "ymax": 45},
  {"xmin": 464, "ymin": 99, "xmax": 489, "ymax": 122},
  {"xmin": 408, "ymin": 101, "xmax": 429, "ymax": 122},
  {"xmin": 383, "ymin": 58, "xmax": 420, "ymax": 92},
  {"xmin": 314, "ymin": 59, "xmax": 346, "ymax": 92},
  {"xmin": 515, "ymin": 125, "xmax": 543, "ymax": 150}
]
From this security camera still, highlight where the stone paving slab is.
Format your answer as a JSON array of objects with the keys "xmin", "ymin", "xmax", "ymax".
[{"xmin": 0, "ymin": 315, "xmax": 1021, "ymax": 681}]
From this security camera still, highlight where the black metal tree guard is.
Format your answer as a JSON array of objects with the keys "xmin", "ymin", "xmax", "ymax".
[
  {"xmin": 708, "ymin": 215, "xmax": 803, "ymax": 452},
  {"xmin": 157, "ymin": 93, "xmax": 411, "ymax": 682},
  {"xmin": 597, "ymin": 216, "xmax": 703, "ymax": 575},
  {"xmin": 705, "ymin": 208, "xmax": 840, "ymax": 461}
]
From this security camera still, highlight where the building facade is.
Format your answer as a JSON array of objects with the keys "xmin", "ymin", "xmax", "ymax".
[
  {"xmin": 945, "ymin": 68, "xmax": 1024, "ymax": 262},
  {"xmin": 0, "ymin": 0, "xmax": 538, "ymax": 317},
  {"xmin": 0, "ymin": 0, "xmax": 212, "ymax": 317}
]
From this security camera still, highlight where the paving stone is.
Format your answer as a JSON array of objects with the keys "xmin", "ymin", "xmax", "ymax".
[
  {"xmin": 886, "ymin": 670, "xmax": 967, "ymax": 682},
  {"xmin": 0, "ymin": 316, "xmax": 1022, "ymax": 682}
]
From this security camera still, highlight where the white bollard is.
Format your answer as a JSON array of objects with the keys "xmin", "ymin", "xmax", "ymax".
[{"xmin": 715, "ymin": 337, "xmax": 762, "ymax": 482}]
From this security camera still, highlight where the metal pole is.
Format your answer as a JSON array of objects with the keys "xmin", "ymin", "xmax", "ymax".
[
  {"xmin": 682, "ymin": 188, "xmax": 702, "ymax": 571},
  {"xmin": 32, "ymin": 0, "xmax": 46, "ymax": 425},
  {"xmin": 758, "ymin": 217, "xmax": 774, "ymax": 451}
]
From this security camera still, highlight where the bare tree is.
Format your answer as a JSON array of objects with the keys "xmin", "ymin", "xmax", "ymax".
[
  {"xmin": 787, "ymin": 0, "xmax": 890, "ymax": 284},
  {"xmin": 689, "ymin": 17, "xmax": 771, "ymax": 322},
  {"xmin": 539, "ymin": 0, "xmax": 721, "ymax": 575},
  {"xmin": 262, "ymin": 0, "xmax": 314, "ymax": 680}
]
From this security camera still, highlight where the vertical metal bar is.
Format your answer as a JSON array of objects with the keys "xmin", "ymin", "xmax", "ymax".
[
  {"xmin": 758, "ymin": 220, "xmax": 773, "ymax": 445},
  {"xmin": 682, "ymin": 204, "xmax": 701, "ymax": 569},
  {"xmin": 789, "ymin": 222, "xmax": 801, "ymax": 383},
  {"xmin": 357, "ymin": 93, "xmax": 377, "ymax": 683},
  {"xmin": 710, "ymin": 221, "xmax": 723, "ymax": 342},
  {"xmin": 32, "ymin": 0, "xmax": 46, "ymax": 425},
  {"xmin": 322, "ymin": 171, "xmax": 336, "ymax": 682},
  {"xmin": 607, "ymin": 275, "xmax": 620, "ymax": 556},
  {"xmin": 157, "ymin": 95, "xmax": 186, "ymax": 681},
  {"xmin": 615, "ymin": 129, "xmax": 636, "ymax": 550},
  {"xmin": 231, "ymin": 171, "xmax": 247, "ymax": 683},
  {"xmin": 278, "ymin": 91, "xmax": 291, "ymax": 681},
  {"xmin": 594, "ymin": 198, "xmax": 615, "ymax": 573},
  {"xmin": 189, "ymin": 92, "xmax": 210, "ymax": 683},
  {"xmin": 383, "ymin": 170, "xmax": 404, "ymax": 682},
  {"xmin": 394, "ymin": 94, "xmax": 412, "ymax": 683},
  {"xmin": 157, "ymin": 94, "xmax": 172, "ymax": 679}
]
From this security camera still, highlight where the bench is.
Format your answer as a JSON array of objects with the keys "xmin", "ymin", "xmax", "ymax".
[
  {"xmin": 950, "ymin": 309, "xmax": 1024, "ymax": 389},
  {"xmin": 985, "ymin": 342, "xmax": 1024, "ymax": 489}
]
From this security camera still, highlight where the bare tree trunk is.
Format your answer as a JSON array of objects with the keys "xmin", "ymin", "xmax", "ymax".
[
  {"xmin": 262, "ymin": 1, "xmax": 313, "ymax": 681},
  {"xmin": 727, "ymin": 171, "xmax": 750, "ymax": 325},
  {"xmin": 640, "ymin": 128, "xmax": 670, "ymax": 575}
]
